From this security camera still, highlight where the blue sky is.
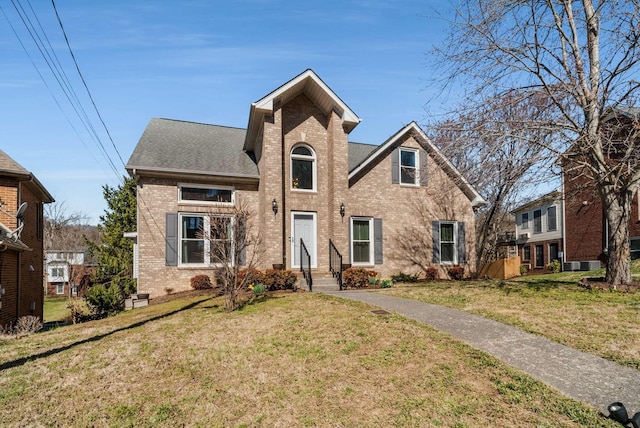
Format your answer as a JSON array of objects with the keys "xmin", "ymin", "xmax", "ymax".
[{"xmin": 0, "ymin": 0, "xmax": 456, "ymax": 224}]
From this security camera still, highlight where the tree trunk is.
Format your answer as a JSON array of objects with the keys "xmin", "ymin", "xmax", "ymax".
[{"xmin": 602, "ymin": 190, "xmax": 632, "ymax": 286}]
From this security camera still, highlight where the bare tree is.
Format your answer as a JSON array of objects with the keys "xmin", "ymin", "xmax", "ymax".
[
  {"xmin": 44, "ymin": 202, "xmax": 97, "ymax": 250},
  {"xmin": 206, "ymin": 200, "xmax": 263, "ymax": 312},
  {"xmin": 433, "ymin": 0, "xmax": 640, "ymax": 285},
  {"xmin": 431, "ymin": 90, "xmax": 561, "ymax": 268}
]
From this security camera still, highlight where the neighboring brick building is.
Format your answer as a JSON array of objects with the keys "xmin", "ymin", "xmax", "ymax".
[
  {"xmin": 126, "ymin": 70, "xmax": 486, "ymax": 297},
  {"xmin": 562, "ymin": 106, "xmax": 640, "ymax": 268},
  {"xmin": 0, "ymin": 150, "xmax": 54, "ymax": 329}
]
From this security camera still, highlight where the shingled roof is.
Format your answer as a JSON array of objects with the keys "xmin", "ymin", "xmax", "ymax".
[
  {"xmin": 0, "ymin": 150, "xmax": 54, "ymax": 203},
  {"xmin": 0, "ymin": 149, "xmax": 30, "ymax": 177},
  {"xmin": 126, "ymin": 118, "xmax": 259, "ymax": 179},
  {"xmin": 128, "ymin": 118, "xmax": 382, "ymax": 178}
]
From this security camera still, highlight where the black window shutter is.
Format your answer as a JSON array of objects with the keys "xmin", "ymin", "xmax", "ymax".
[
  {"xmin": 166, "ymin": 212, "xmax": 178, "ymax": 266},
  {"xmin": 432, "ymin": 221, "xmax": 440, "ymax": 264},
  {"xmin": 457, "ymin": 222, "xmax": 466, "ymax": 264},
  {"xmin": 419, "ymin": 150, "xmax": 428, "ymax": 187},
  {"xmin": 391, "ymin": 148, "xmax": 399, "ymax": 184},
  {"xmin": 374, "ymin": 218, "xmax": 383, "ymax": 264}
]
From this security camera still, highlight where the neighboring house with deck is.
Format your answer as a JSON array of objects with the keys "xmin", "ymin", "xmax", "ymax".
[
  {"xmin": 126, "ymin": 70, "xmax": 486, "ymax": 297},
  {"xmin": 0, "ymin": 149, "xmax": 54, "ymax": 329},
  {"xmin": 512, "ymin": 190, "xmax": 564, "ymax": 272}
]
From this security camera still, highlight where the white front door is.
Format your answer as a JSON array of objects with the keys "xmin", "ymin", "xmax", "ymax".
[{"xmin": 292, "ymin": 212, "xmax": 317, "ymax": 268}]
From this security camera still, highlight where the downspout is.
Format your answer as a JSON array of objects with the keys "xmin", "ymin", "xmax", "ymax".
[
  {"xmin": 16, "ymin": 251, "xmax": 20, "ymax": 321},
  {"xmin": 281, "ymin": 109, "xmax": 287, "ymax": 267}
]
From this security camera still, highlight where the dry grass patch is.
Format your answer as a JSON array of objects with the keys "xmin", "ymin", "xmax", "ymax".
[
  {"xmin": 0, "ymin": 292, "xmax": 614, "ymax": 427},
  {"xmin": 380, "ymin": 279, "xmax": 640, "ymax": 369}
]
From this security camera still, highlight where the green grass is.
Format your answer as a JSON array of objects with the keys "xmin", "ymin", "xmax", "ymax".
[
  {"xmin": 0, "ymin": 291, "xmax": 615, "ymax": 427},
  {"xmin": 43, "ymin": 297, "xmax": 71, "ymax": 323},
  {"xmin": 380, "ymin": 264, "xmax": 640, "ymax": 369}
]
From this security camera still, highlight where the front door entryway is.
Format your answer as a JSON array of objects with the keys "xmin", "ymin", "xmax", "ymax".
[{"xmin": 292, "ymin": 212, "xmax": 317, "ymax": 268}]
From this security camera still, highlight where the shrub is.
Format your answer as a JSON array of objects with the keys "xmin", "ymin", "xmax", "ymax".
[
  {"xmin": 67, "ymin": 298, "xmax": 88, "ymax": 324},
  {"xmin": 425, "ymin": 267, "xmax": 439, "ymax": 281},
  {"xmin": 251, "ymin": 283, "xmax": 266, "ymax": 295},
  {"xmin": 368, "ymin": 275, "xmax": 379, "ymax": 286},
  {"xmin": 262, "ymin": 269, "xmax": 297, "ymax": 291},
  {"xmin": 547, "ymin": 259, "xmax": 561, "ymax": 274},
  {"xmin": 14, "ymin": 316, "xmax": 43, "ymax": 335},
  {"xmin": 84, "ymin": 284, "xmax": 123, "ymax": 317},
  {"xmin": 520, "ymin": 264, "xmax": 529, "ymax": 276},
  {"xmin": 380, "ymin": 278, "xmax": 393, "ymax": 288},
  {"xmin": 190, "ymin": 275, "xmax": 213, "ymax": 290},
  {"xmin": 391, "ymin": 272, "xmax": 420, "ymax": 283},
  {"xmin": 447, "ymin": 266, "xmax": 465, "ymax": 281},
  {"xmin": 343, "ymin": 268, "xmax": 378, "ymax": 289},
  {"xmin": 236, "ymin": 268, "xmax": 264, "ymax": 289}
]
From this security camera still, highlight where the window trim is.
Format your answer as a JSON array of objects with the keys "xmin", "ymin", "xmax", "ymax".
[
  {"xmin": 399, "ymin": 147, "xmax": 419, "ymax": 186},
  {"xmin": 290, "ymin": 144, "xmax": 317, "ymax": 193},
  {"xmin": 178, "ymin": 183, "xmax": 235, "ymax": 206},
  {"xmin": 439, "ymin": 221, "xmax": 458, "ymax": 265},
  {"xmin": 350, "ymin": 217, "xmax": 374, "ymax": 266},
  {"xmin": 178, "ymin": 213, "xmax": 235, "ymax": 267}
]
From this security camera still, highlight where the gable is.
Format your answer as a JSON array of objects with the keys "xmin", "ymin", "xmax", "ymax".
[
  {"xmin": 244, "ymin": 69, "xmax": 361, "ymax": 152},
  {"xmin": 348, "ymin": 122, "xmax": 486, "ymax": 208}
]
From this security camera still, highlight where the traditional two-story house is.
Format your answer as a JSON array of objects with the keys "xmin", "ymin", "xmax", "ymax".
[
  {"xmin": 126, "ymin": 70, "xmax": 486, "ymax": 297},
  {"xmin": 512, "ymin": 190, "xmax": 564, "ymax": 271},
  {"xmin": 0, "ymin": 150, "xmax": 54, "ymax": 329},
  {"xmin": 45, "ymin": 250, "xmax": 85, "ymax": 296}
]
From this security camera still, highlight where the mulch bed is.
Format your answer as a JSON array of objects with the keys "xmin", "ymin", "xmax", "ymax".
[{"xmin": 578, "ymin": 277, "xmax": 640, "ymax": 291}]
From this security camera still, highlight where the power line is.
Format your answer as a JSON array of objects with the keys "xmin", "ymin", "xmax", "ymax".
[
  {"xmin": 3, "ymin": 0, "xmax": 126, "ymax": 181},
  {"xmin": 51, "ymin": 0, "xmax": 127, "ymax": 169}
]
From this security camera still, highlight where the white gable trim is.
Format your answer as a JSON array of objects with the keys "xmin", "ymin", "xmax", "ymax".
[{"xmin": 244, "ymin": 69, "xmax": 361, "ymax": 150}]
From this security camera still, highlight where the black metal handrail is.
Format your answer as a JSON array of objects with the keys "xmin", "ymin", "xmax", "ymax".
[
  {"xmin": 329, "ymin": 239, "xmax": 344, "ymax": 290},
  {"xmin": 300, "ymin": 238, "xmax": 312, "ymax": 292}
]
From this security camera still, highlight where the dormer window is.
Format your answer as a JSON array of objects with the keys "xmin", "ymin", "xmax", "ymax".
[{"xmin": 291, "ymin": 145, "xmax": 316, "ymax": 191}]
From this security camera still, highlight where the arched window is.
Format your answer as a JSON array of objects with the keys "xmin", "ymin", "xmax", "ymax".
[{"xmin": 291, "ymin": 144, "xmax": 316, "ymax": 191}]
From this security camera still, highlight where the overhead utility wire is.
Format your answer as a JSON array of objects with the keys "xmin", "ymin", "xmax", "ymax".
[
  {"xmin": 0, "ymin": 2, "xmax": 112, "ymax": 179},
  {"xmin": 51, "ymin": 0, "xmax": 127, "ymax": 169},
  {"xmin": 6, "ymin": 0, "xmax": 121, "ymax": 180}
]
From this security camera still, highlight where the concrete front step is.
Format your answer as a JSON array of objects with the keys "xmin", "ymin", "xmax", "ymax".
[{"xmin": 300, "ymin": 274, "xmax": 341, "ymax": 292}]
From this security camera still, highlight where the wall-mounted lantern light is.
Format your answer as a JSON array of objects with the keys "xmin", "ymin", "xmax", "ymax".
[
  {"xmin": 272, "ymin": 199, "xmax": 278, "ymax": 215},
  {"xmin": 340, "ymin": 202, "xmax": 345, "ymax": 218}
]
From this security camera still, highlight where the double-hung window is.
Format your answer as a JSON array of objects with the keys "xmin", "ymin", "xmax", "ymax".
[
  {"xmin": 533, "ymin": 210, "xmax": 542, "ymax": 234},
  {"xmin": 547, "ymin": 206, "xmax": 557, "ymax": 231},
  {"xmin": 179, "ymin": 214, "xmax": 234, "ymax": 266},
  {"xmin": 399, "ymin": 148, "xmax": 418, "ymax": 185},
  {"xmin": 439, "ymin": 222, "xmax": 456, "ymax": 263},
  {"xmin": 351, "ymin": 218, "xmax": 373, "ymax": 265},
  {"xmin": 521, "ymin": 213, "xmax": 529, "ymax": 229},
  {"xmin": 291, "ymin": 145, "xmax": 316, "ymax": 191}
]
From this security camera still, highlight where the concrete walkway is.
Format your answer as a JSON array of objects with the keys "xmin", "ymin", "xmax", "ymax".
[{"xmin": 323, "ymin": 289, "xmax": 640, "ymax": 416}]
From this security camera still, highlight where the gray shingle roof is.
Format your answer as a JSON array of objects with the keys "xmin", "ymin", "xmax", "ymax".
[
  {"xmin": 0, "ymin": 149, "xmax": 30, "ymax": 176},
  {"xmin": 348, "ymin": 142, "xmax": 377, "ymax": 171},
  {"xmin": 126, "ymin": 118, "xmax": 259, "ymax": 178},
  {"xmin": 128, "ymin": 118, "xmax": 381, "ymax": 178}
]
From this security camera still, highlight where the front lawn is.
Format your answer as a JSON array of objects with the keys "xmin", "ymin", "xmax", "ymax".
[
  {"xmin": 0, "ymin": 292, "xmax": 614, "ymax": 427},
  {"xmin": 44, "ymin": 297, "xmax": 70, "ymax": 323},
  {"xmin": 380, "ymin": 269, "xmax": 640, "ymax": 369}
]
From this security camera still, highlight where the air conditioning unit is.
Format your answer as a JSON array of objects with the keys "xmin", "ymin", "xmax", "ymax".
[{"xmin": 519, "ymin": 233, "xmax": 529, "ymax": 239}]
